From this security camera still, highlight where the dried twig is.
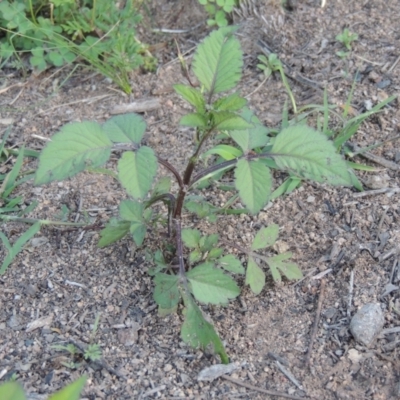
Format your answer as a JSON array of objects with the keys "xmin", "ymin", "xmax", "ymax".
[
  {"xmin": 353, "ymin": 187, "xmax": 400, "ymax": 198},
  {"xmin": 347, "ymin": 269, "xmax": 354, "ymax": 317},
  {"xmin": 275, "ymin": 361, "xmax": 304, "ymax": 391},
  {"xmin": 305, "ymin": 278, "xmax": 326, "ymax": 367},
  {"xmin": 221, "ymin": 375, "xmax": 305, "ymax": 400},
  {"xmin": 110, "ymin": 98, "xmax": 161, "ymax": 114}
]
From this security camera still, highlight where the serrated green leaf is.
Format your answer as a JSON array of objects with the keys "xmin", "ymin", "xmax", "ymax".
[
  {"xmin": 271, "ymin": 125, "xmax": 355, "ymax": 186},
  {"xmin": 118, "ymin": 147, "xmax": 158, "ymax": 199},
  {"xmin": 192, "ymin": 27, "xmax": 242, "ymax": 97},
  {"xmin": 35, "ymin": 122, "xmax": 112, "ymax": 185},
  {"xmin": 102, "ymin": 113, "xmax": 146, "ymax": 144},
  {"xmin": 119, "ymin": 199, "xmax": 143, "ymax": 221},
  {"xmin": 217, "ymin": 254, "xmax": 244, "ymax": 274},
  {"xmin": 187, "ymin": 262, "xmax": 240, "ymax": 305},
  {"xmin": 245, "ymin": 257, "xmax": 265, "ymax": 294},
  {"xmin": 174, "ymin": 84, "xmax": 206, "ymax": 112},
  {"xmin": 207, "ymin": 247, "xmax": 223, "ymax": 260},
  {"xmin": 0, "ymin": 222, "xmax": 41, "ymax": 275},
  {"xmin": 202, "ymin": 144, "xmax": 242, "ymax": 160},
  {"xmin": 234, "ymin": 159, "xmax": 272, "ymax": 214},
  {"xmin": 267, "ymin": 252, "xmax": 303, "ymax": 282},
  {"xmin": 229, "ymin": 108, "xmax": 269, "ymax": 151},
  {"xmin": 213, "ymin": 93, "xmax": 247, "ymax": 111},
  {"xmin": 211, "ymin": 111, "xmax": 252, "ymax": 131},
  {"xmin": 199, "ymin": 233, "xmax": 219, "ymax": 252},
  {"xmin": 48, "ymin": 376, "xmax": 87, "ymax": 400},
  {"xmin": 154, "ymin": 273, "xmax": 180, "ymax": 309},
  {"xmin": 180, "ymin": 285, "xmax": 228, "ymax": 364},
  {"xmin": 98, "ymin": 220, "xmax": 130, "ymax": 248},
  {"xmin": 180, "ymin": 113, "xmax": 208, "ymax": 128},
  {"xmin": 130, "ymin": 221, "xmax": 146, "ymax": 246},
  {"xmin": 251, "ymin": 224, "xmax": 279, "ymax": 250},
  {"xmin": 152, "ymin": 177, "xmax": 171, "ymax": 197},
  {"xmin": 0, "ymin": 381, "xmax": 26, "ymax": 400},
  {"xmin": 189, "ymin": 249, "xmax": 202, "ymax": 264},
  {"xmin": 182, "ymin": 228, "xmax": 201, "ymax": 248}
]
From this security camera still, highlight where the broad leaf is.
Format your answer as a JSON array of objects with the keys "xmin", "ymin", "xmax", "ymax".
[
  {"xmin": 251, "ymin": 224, "xmax": 279, "ymax": 250},
  {"xmin": 211, "ymin": 111, "xmax": 252, "ymax": 131},
  {"xmin": 98, "ymin": 219, "xmax": 130, "ymax": 248},
  {"xmin": 48, "ymin": 376, "xmax": 87, "ymax": 400},
  {"xmin": 180, "ymin": 113, "xmax": 208, "ymax": 128},
  {"xmin": 187, "ymin": 262, "xmax": 240, "ymax": 305},
  {"xmin": 271, "ymin": 126, "xmax": 355, "ymax": 186},
  {"xmin": 174, "ymin": 84, "xmax": 205, "ymax": 112},
  {"xmin": 152, "ymin": 177, "xmax": 171, "ymax": 197},
  {"xmin": 182, "ymin": 228, "xmax": 201, "ymax": 248},
  {"xmin": 192, "ymin": 27, "xmax": 242, "ymax": 97},
  {"xmin": 180, "ymin": 285, "xmax": 229, "ymax": 364},
  {"xmin": 118, "ymin": 147, "xmax": 158, "ymax": 199},
  {"xmin": 217, "ymin": 254, "xmax": 244, "ymax": 274},
  {"xmin": 234, "ymin": 159, "xmax": 272, "ymax": 214},
  {"xmin": 245, "ymin": 257, "xmax": 265, "ymax": 295},
  {"xmin": 189, "ymin": 249, "xmax": 202, "ymax": 264},
  {"xmin": 35, "ymin": 122, "xmax": 112, "ymax": 185},
  {"xmin": 229, "ymin": 108, "xmax": 269, "ymax": 151},
  {"xmin": 267, "ymin": 252, "xmax": 303, "ymax": 282},
  {"xmin": 213, "ymin": 93, "xmax": 247, "ymax": 111},
  {"xmin": 119, "ymin": 199, "xmax": 143, "ymax": 221},
  {"xmin": 202, "ymin": 144, "xmax": 242, "ymax": 160},
  {"xmin": 130, "ymin": 221, "xmax": 146, "ymax": 246},
  {"xmin": 199, "ymin": 233, "xmax": 219, "ymax": 252},
  {"xmin": 102, "ymin": 113, "xmax": 146, "ymax": 144},
  {"xmin": 0, "ymin": 381, "xmax": 26, "ymax": 400},
  {"xmin": 154, "ymin": 273, "xmax": 180, "ymax": 310}
]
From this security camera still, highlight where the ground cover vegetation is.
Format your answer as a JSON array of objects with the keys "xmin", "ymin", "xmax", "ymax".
[{"xmin": 0, "ymin": 0, "xmax": 155, "ymax": 93}]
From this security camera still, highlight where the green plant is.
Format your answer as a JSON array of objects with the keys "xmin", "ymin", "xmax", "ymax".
[
  {"xmin": 52, "ymin": 314, "xmax": 102, "ymax": 369},
  {"xmin": 198, "ymin": 0, "xmax": 238, "ymax": 26},
  {"xmin": 335, "ymin": 28, "xmax": 358, "ymax": 58},
  {"xmin": 0, "ymin": 128, "xmax": 42, "ymax": 274},
  {"xmin": 0, "ymin": 0, "xmax": 155, "ymax": 93},
  {"xmin": 0, "ymin": 376, "xmax": 86, "ymax": 400},
  {"xmin": 257, "ymin": 53, "xmax": 298, "ymax": 114},
  {"xmin": 16, "ymin": 27, "xmax": 360, "ymax": 363}
]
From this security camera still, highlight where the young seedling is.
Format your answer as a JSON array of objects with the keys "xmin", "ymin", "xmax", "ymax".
[
  {"xmin": 31, "ymin": 27, "xmax": 360, "ymax": 363},
  {"xmin": 257, "ymin": 53, "xmax": 298, "ymax": 114},
  {"xmin": 336, "ymin": 28, "xmax": 358, "ymax": 58},
  {"xmin": 198, "ymin": 0, "xmax": 238, "ymax": 27}
]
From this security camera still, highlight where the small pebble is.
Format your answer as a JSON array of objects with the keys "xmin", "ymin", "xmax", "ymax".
[
  {"xmin": 350, "ymin": 303, "xmax": 384, "ymax": 347},
  {"xmin": 163, "ymin": 364, "xmax": 173, "ymax": 372}
]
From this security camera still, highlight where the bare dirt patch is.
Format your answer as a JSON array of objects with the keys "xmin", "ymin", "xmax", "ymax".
[{"xmin": 1, "ymin": 1, "xmax": 400, "ymax": 399}]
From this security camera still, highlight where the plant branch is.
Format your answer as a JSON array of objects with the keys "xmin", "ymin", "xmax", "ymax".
[
  {"xmin": 157, "ymin": 157, "xmax": 184, "ymax": 188},
  {"xmin": 174, "ymin": 218, "xmax": 186, "ymax": 276},
  {"xmin": 146, "ymin": 193, "xmax": 176, "ymax": 236}
]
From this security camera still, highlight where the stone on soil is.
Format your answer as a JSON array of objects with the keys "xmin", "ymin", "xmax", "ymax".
[{"xmin": 350, "ymin": 303, "xmax": 384, "ymax": 347}]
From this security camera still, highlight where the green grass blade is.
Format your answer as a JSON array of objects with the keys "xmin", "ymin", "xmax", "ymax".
[{"xmin": 0, "ymin": 221, "xmax": 41, "ymax": 275}]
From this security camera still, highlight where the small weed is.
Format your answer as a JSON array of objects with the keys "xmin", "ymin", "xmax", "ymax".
[
  {"xmin": 0, "ymin": 0, "xmax": 155, "ymax": 93},
  {"xmin": 257, "ymin": 53, "xmax": 298, "ymax": 114},
  {"xmin": 198, "ymin": 0, "xmax": 238, "ymax": 27},
  {"xmin": 336, "ymin": 28, "xmax": 358, "ymax": 58}
]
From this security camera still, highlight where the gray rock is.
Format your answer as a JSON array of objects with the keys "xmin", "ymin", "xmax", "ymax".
[{"xmin": 350, "ymin": 303, "xmax": 384, "ymax": 347}]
